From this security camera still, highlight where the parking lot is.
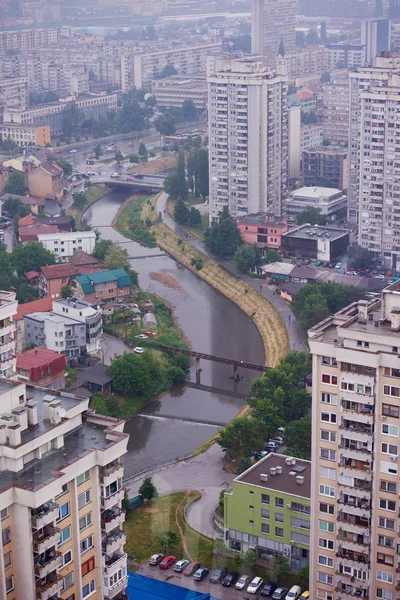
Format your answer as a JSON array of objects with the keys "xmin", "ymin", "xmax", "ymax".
[{"xmin": 138, "ymin": 563, "xmax": 272, "ymax": 599}]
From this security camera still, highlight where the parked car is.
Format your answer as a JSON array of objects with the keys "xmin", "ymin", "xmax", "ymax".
[
  {"xmin": 335, "ymin": 262, "xmax": 342, "ymax": 269},
  {"xmin": 247, "ymin": 577, "xmax": 264, "ymax": 594},
  {"xmin": 159, "ymin": 555, "xmax": 176, "ymax": 570},
  {"xmin": 110, "ymin": 172, "xmax": 120, "ymax": 178},
  {"xmin": 322, "ymin": 261, "xmax": 330, "ymax": 267},
  {"xmin": 328, "ymin": 263, "xmax": 334, "ymax": 268},
  {"xmin": 193, "ymin": 568, "xmax": 209, "ymax": 581},
  {"xmin": 133, "ymin": 347, "xmax": 144, "ymax": 354},
  {"xmin": 236, "ymin": 575, "xmax": 251, "ymax": 590},
  {"xmin": 135, "ymin": 173, "xmax": 144, "ymax": 179},
  {"xmin": 135, "ymin": 334, "xmax": 148, "ymax": 339},
  {"xmin": 261, "ymin": 581, "xmax": 278, "ymax": 596},
  {"xmin": 183, "ymin": 562, "xmax": 200, "ymax": 576},
  {"xmin": 286, "ymin": 585, "xmax": 302, "ymax": 600},
  {"xmin": 299, "ymin": 592, "xmax": 310, "ymax": 600},
  {"xmin": 375, "ymin": 274, "xmax": 386, "ymax": 279},
  {"xmin": 303, "ymin": 259, "xmax": 311, "ymax": 265},
  {"xmin": 273, "ymin": 588, "xmax": 289, "ymax": 599},
  {"xmin": 149, "ymin": 553, "xmax": 164, "ymax": 565},
  {"xmin": 69, "ymin": 149, "xmax": 77, "ymax": 153},
  {"xmin": 315, "ymin": 260, "xmax": 322, "ymax": 266},
  {"xmin": 254, "ymin": 450, "xmax": 268, "ymax": 461},
  {"xmin": 145, "ymin": 331, "xmax": 155, "ymax": 337},
  {"xmin": 174, "ymin": 559, "xmax": 189, "ymax": 572},
  {"xmin": 266, "ymin": 441, "xmax": 279, "ymax": 451},
  {"xmin": 210, "ymin": 565, "xmax": 227, "ymax": 583},
  {"xmin": 222, "ymin": 571, "xmax": 239, "ymax": 587},
  {"xmin": 87, "ymin": 171, "xmax": 97, "ymax": 176}
]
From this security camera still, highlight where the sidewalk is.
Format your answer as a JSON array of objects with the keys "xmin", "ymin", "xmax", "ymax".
[{"xmin": 156, "ymin": 193, "xmax": 307, "ymax": 353}]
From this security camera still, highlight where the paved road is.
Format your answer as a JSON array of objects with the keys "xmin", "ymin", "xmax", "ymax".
[
  {"xmin": 157, "ymin": 193, "xmax": 307, "ymax": 354},
  {"xmin": 99, "ymin": 333, "xmax": 133, "ymax": 365}
]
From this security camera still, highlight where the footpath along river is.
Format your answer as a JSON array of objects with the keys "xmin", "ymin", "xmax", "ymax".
[{"xmin": 83, "ymin": 190, "xmax": 265, "ymax": 478}]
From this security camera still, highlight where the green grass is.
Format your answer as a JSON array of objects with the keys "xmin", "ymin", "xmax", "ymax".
[{"xmin": 115, "ymin": 196, "xmax": 157, "ymax": 247}]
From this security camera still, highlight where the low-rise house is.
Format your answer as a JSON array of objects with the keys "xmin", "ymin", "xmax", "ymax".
[
  {"xmin": 24, "ymin": 298, "xmax": 102, "ymax": 364},
  {"xmin": 286, "ymin": 186, "xmax": 348, "ymax": 220},
  {"xmin": 0, "ymin": 192, "xmax": 40, "ymax": 214},
  {"xmin": 18, "ymin": 221, "xmax": 58, "ymax": 243},
  {"xmin": 71, "ymin": 268, "xmax": 132, "ymax": 302},
  {"xmin": 27, "ymin": 162, "xmax": 63, "ymax": 199},
  {"xmin": 39, "ymin": 263, "xmax": 77, "ymax": 298},
  {"xmin": 43, "ymin": 194, "xmax": 61, "ymax": 216},
  {"xmin": 37, "ymin": 230, "xmax": 96, "ymax": 261},
  {"xmin": 76, "ymin": 362, "xmax": 112, "ymax": 393},
  {"xmin": 14, "ymin": 296, "xmax": 53, "ymax": 353},
  {"xmin": 24, "ymin": 270, "xmax": 39, "ymax": 287},
  {"xmin": 0, "ymin": 166, "xmax": 9, "ymax": 195},
  {"xmin": 69, "ymin": 250, "xmax": 104, "ymax": 273},
  {"xmin": 37, "ymin": 216, "xmax": 72, "ymax": 232},
  {"xmin": 237, "ymin": 213, "xmax": 289, "ymax": 252},
  {"xmin": 224, "ymin": 453, "xmax": 311, "ymax": 569},
  {"xmin": 281, "ymin": 224, "xmax": 350, "ymax": 262},
  {"xmin": 16, "ymin": 346, "xmax": 67, "ymax": 389}
]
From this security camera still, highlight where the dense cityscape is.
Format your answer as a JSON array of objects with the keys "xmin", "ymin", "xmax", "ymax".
[{"xmin": 0, "ymin": 0, "xmax": 400, "ymax": 599}]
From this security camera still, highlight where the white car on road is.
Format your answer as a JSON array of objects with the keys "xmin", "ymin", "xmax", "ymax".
[
  {"xmin": 87, "ymin": 171, "xmax": 97, "ymax": 176},
  {"xmin": 247, "ymin": 577, "xmax": 264, "ymax": 594},
  {"xmin": 110, "ymin": 172, "xmax": 119, "ymax": 178},
  {"xmin": 69, "ymin": 149, "xmax": 78, "ymax": 153},
  {"xmin": 134, "ymin": 347, "xmax": 144, "ymax": 354},
  {"xmin": 235, "ymin": 575, "xmax": 251, "ymax": 590}
]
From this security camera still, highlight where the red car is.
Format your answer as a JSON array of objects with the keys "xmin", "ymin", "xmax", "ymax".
[
  {"xmin": 159, "ymin": 556, "xmax": 176, "ymax": 570},
  {"xmin": 183, "ymin": 561, "xmax": 200, "ymax": 576}
]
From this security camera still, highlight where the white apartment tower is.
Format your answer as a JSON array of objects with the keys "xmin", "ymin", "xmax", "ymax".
[
  {"xmin": 0, "ymin": 379, "xmax": 129, "ymax": 600},
  {"xmin": 348, "ymin": 55, "xmax": 400, "ymax": 225},
  {"xmin": 208, "ymin": 58, "xmax": 288, "ymax": 222},
  {"xmin": 0, "ymin": 291, "xmax": 17, "ymax": 379},
  {"xmin": 309, "ymin": 281, "xmax": 400, "ymax": 600},
  {"xmin": 251, "ymin": 0, "xmax": 296, "ymax": 63}
]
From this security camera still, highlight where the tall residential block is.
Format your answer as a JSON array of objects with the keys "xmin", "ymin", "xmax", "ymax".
[
  {"xmin": 0, "ymin": 290, "xmax": 17, "ymax": 379},
  {"xmin": 251, "ymin": 0, "xmax": 296, "ymax": 63},
  {"xmin": 361, "ymin": 18, "xmax": 391, "ymax": 64},
  {"xmin": 208, "ymin": 58, "xmax": 288, "ymax": 222},
  {"xmin": 348, "ymin": 55, "xmax": 400, "ymax": 225},
  {"xmin": 0, "ymin": 379, "xmax": 129, "ymax": 600},
  {"xmin": 309, "ymin": 281, "xmax": 400, "ymax": 600}
]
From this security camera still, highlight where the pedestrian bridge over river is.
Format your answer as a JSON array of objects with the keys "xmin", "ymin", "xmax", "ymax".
[{"xmin": 89, "ymin": 173, "xmax": 165, "ymax": 192}]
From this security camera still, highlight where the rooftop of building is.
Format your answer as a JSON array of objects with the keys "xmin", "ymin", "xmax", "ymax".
[
  {"xmin": 15, "ymin": 296, "xmax": 53, "ymax": 321},
  {"xmin": 127, "ymin": 573, "xmax": 210, "ymax": 600},
  {"xmin": 300, "ymin": 124, "xmax": 324, "ymax": 132},
  {"xmin": 19, "ymin": 222, "xmax": 59, "ymax": 237},
  {"xmin": 236, "ymin": 453, "xmax": 311, "ymax": 499},
  {"xmin": 16, "ymin": 347, "xmax": 67, "ymax": 372},
  {"xmin": 0, "ymin": 193, "xmax": 40, "ymax": 205},
  {"xmin": 74, "ymin": 268, "xmax": 132, "ymax": 293},
  {"xmin": 69, "ymin": 250, "xmax": 103, "ymax": 267},
  {"xmin": 25, "ymin": 310, "xmax": 80, "ymax": 326},
  {"xmin": 155, "ymin": 76, "xmax": 207, "ymax": 89},
  {"xmin": 77, "ymin": 362, "xmax": 112, "ymax": 386},
  {"xmin": 302, "ymin": 146, "xmax": 348, "ymax": 156},
  {"xmin": 290, "ymin": 90, "xmax": 314, "ymax": 100},
  {"xmin": 290, "ymin": 186, "xmax": 345, "ymax": 200},
  {"xmin": 39, "ymin": 161, "xmax": 63, "ymax": 176},
  {"xmin": 236, "ymin": 212, "xmax": 288, "ymax": 227},
  {"xmin": 40, "ymin": 263, "xmax": 77, "ymax": 280},
  {"xmin": 283, "ymin": 223, "xmax": 349, "ymax": 241},
  {"xmin": 0, "ymin": 290, "xmax": 17, "ymax": 308},
  {"xmin": 25, "ymin": 270, "xmax": 39, "ymax": 280}
]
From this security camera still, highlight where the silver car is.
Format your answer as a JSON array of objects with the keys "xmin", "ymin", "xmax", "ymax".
[{"xmin": 174, "ymin": 559, "xmax": 189, "ymax": 573}]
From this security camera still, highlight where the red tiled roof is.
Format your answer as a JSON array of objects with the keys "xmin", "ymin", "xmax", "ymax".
[
  {"xmin": 25, "ymin": 270, "xmax": 39, "ymax": 280},
  {"xmin": 18, "ymin": 214, "xmax": 35, "ymax": 227},
  {"xmin": 15, "ymin": 297, "xmax": 53, "ymax": 321},
  {"xmin": 16, "ymin": 347, "xmax": 67, "ymax": 373},
  {"xmin": 69, "ymin": 250, "xmax": 103, "ymax": 267},
  {"xmin": 40, "ymin": 263, "xmax": 77, "ymax": 280},
  {"xmin": 293, "ymin": 90, "xmax": 314, "ymax": 100},
  {"xmin": 19, "ymin": 223, "xmax": 58, "ymax": 240},
  {"xmin": 40, "ymin": 161, "xmax": 63, "ymax": 176}
]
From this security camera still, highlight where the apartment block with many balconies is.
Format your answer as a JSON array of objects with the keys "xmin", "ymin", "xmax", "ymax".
[
  {"xmin": 0, "ymin": 291, "xmax": 17, "ymax": 379},
  {"xmin": 308, "ymin": 279, "xmax": 400, "ymax": 600},
  {"xmin": 0, "ymin": 378, "xmax": 129, "ymax": 600}
]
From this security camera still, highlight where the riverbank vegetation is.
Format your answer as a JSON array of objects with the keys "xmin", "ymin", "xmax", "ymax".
[
  {"xmin": 67, "ymin": 184, "xmax": 109, "ymax": 227},
  {"xmin": 115, "ymin": 195, "xmax": 158, "ymax": 247},
  {"xmin": 152, "ymin": 222, "xmax": 288, "ymax": 366},
  {"xmin": 217, "ymin": 352, "xmax": 312, "ymax": 467}
]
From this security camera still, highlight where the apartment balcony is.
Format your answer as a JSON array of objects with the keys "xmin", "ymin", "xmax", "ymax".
[
  {"xmin": 105, "ymin": 552, "xmax": 127, "ymax": 578},
  {"xmin": 337, "ymin": 515, "xmax": 370, "ymax": 534},
  {"xmin": 336, "ymin": 574, "xmax": 369, "ymax": 591},
  {"xmin": 339, "ymin": 426, "xmax": 373, "ymax": 443},
  {"xmin": 339, "ymin": 466, "xmax": 372, "ymax": 481},
  {"xmin": 102, "ymin": 488, "xmax": 124, "ymax": 511},
  {"xmin": 104, "ymin": 575, "xmax": 128, "ymax": 599},
  {"xmin": 337, "ymin": 536, "xmax": 369, "ymax": 554},
  {"xmin": 339, "ymin": 447, "xmax": 373, "ymax": 463},
  {"xmin": 338, "ymin": 501, "xmax": 370, "ymax": 520},
  {"xmin": 34, "ymin": 551, "xmax": 62, "ymax": 578},
  {"xmin": 102, "ymin": 508, "xmax": 125, "ymax": 533},
  {"xmin": 335, "ymin": 587, "xmax": 369, "ymax": 600},
  {"xmin": 341, "ymin": 409, "xmax": 374, "ymax": 425},
  {"xmin": 336, "ymin": 549, "xmax": 369, "ymax": 569},
  {"xmin": 33, "ymin": 527, "xmax": 60, "ymax": 554},
  {"xmin": 31, "ymin": 502, "xmax": 59, "ymax": 530},
  {"xmin": 102, "ymin": 530, "xmax": 126, "ymax": 556},
  {"xmin": 36, "ymin": 575, "xmax": 63, "ymax": 600}
]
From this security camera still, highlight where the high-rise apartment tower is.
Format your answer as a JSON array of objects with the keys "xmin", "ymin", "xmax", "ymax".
[{"xmin": 251, "ymin": 0, "xmax": 296, "ymax": 63}]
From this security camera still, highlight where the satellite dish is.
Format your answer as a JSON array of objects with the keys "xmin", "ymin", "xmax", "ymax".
[{"xmin": 59, "ymin": 408, "xmax": 66, "ymax": 418}]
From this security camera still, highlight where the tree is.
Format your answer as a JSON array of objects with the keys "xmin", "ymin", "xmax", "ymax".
[
  {"xmin": 247, "ymin": 397, "xmax": 283, "ymax": 439},
  {"xmin": 241, "ymin": 550, "xmax": 258, "ymax": 574},
  {"xmin": 285, "ymin": 416, "xmax": 312, "ymax": 459},
  {"xmin": 195, "ymin": 148, "xmax": 209, "ymax": 198},
  {"xmin": 104, "ymin": 244, "xmax": 130, "ymax": 270},
  {"xmin": 109, "ymin": 351, "xmax": 163, "ymax": 397},
  {"xmin": 176, "ymin": 150, "xmax": 188, "ymax": 199},
  {"xmin": 138, "ymin": 142, "xmax": 148, "ymax": 163},
  {"xmin": 0, "ymin": 249, "xmax": 13, "ymax": 291},
  {"xmin": 204, "ymin": 207, "xmax": 243, "ymax": 258},
  {"xmin": 273, "ymin": 556, "xmax": 290, "ymax": 584},
  {"xmin": 182, "ymin": 99, "xmax": 198, "ymax": 121},
  {"xmin": 16, "ymin": 282, "xmax": 39, "ymax": 304},
  {"xmin": 296, "ymin": 206, "xmax": 327, "ymax": 226},
  {"xmin": 174, "ymin": 197, "xmax": 188, "ymax": 224},
  {"xmin": 138, "ymin": 477, "xmax": 158, "ymax": 502},
  {"xmin": 130, "ymin": 153, "xmax": 140, "ymax": 163},
  {"xmin": 4, "ymin": 172, "xmax": 26, "ymax": 195},
  {"xmin": 213, "ymin": 539, "xmax": 226, "ymax": 559},
  {"xmin": 121, "ymin": 488, "xmax": 131, "ymax": 517},
  {"xmin": 217, "ymin": 417, "xmax": 266, "ymax": 460},
  {"xmin": 298, "ymin": 565, "xmax": 309, "ymax": 588},
  {"xmin": 167, "ymin": 365, "xmax": 187, "ymax": 385},
  {"xmin": 187, "ymin": 207, "xmax": 201, "ymax": 227},
  {"xmin": 72, "ymin": 191, "xmax": 88, "ymax": 209},
  {"xmin": 61, "ymin": 285, "xmax": 74, "ymax": 299},
  {"xmin": 347, "ymin": 245, "xmax": 372, "ymax": 270},
  {"xmin": 11, "ymin": 241, "xmax": 56, "ymax": 276},
  {"xmin": 56, "ymin": 159, "xmax": 73, "ymax": 176},
  {"xmin": 264, "ymin": 249, "xmax": 282, "ymax": 263},
  {"xmin": 115, "ymin": 149, "xmax": 124, "ymax": 164},
  {"xmin": 92, "ymin": 238, "xmax": 112, "ymax": 260},
  {"xmin": 296, "ymin": 31, "xmax": 306, "ymax": 46},
  {"xmin": 62, "ymin": 102, "xmax": 82, "ymax": 136},
  {"xmin": 234, "ymin": 245, "xmax": 260, "ymax": 272},
  {"xmin": 160, "ymin": 530, "xmax": 179, "ymax": 553},
  {"xmin": 2, "ymin": 197, "xmax": 26, "ymax": 218},
  {"xmin": 154, "ymin": 113, "xmax": 176, "ymax": 136},
  {"xmin": 320, "ymin": 20, "xmax": 327, "ymax": 41},
  {"xmin": 160, "ymin": 63, "xmax": 177, "ymax": 78},
  {"xmin": 306, "ymin": 28, "xmax": 319, "ymax": 45},
  {"xmin": 320, "ymin": 70, "xmax": 331, "ymax": 83},
  {"xmin": 94, "ymin": 144, "xmax": 103, "ymax": 159}
]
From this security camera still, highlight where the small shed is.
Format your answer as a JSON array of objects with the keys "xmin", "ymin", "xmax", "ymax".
[
  {"xmin": 142, "ymin": 312, "xmax": 157, "ymax": 329},
  {"xmin": 77, "ymin": 362, "xmax": 112, "ymax": 393}
]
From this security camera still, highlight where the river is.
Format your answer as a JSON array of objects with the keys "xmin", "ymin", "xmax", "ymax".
[{"xmin": 83, "ymin": 189, "xmax": 265, "ymax": 477}]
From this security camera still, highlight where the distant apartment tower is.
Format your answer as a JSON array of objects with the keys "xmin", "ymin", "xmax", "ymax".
[
  {"xmin": 348, "ymin": 55, "xmax": 400, "ymax": 224},
  {"xmin": 0, "ymin": 290, "xmax": 17, "ymax": 378},
  {"xmin": 361, "ymin": 17, "xmax": 391, "ymax": 64},
  {"xmin": 308, "ymin": 281, "xmax": 400, "ymax": 600},
  {"xmin": 319, "ymin": 80, "xmax": 350, "ymax": 146},
  {"xmin": 303, "ymin": 147, "xmax": 348, "ymax": 190},
  {"xmin": 208, "ymin": 57, "xmax": 288, "ymax": 222},
  {"xmin": 251, "ymin": 0, "xmax": 296, "ymax": 63}
]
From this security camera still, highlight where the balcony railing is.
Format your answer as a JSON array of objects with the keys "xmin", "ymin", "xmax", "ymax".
[{"xmin": 31, "ymin": 502, "xmax": 59, "ymax": 529}]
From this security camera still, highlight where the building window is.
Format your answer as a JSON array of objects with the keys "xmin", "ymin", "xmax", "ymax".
[
  {"xmin": 319, "ymin": 538, "xmax": 334, "ymax": 550},
  {"xmin": 321, "ymin": 411, "xmax": 336, "ymax": 423},
  {"xmin": 378, "ymin": 517, "xmax": 395, "ymax": 530},
  {"xmin": 275, "ymin": 497, "xmax": 284, "ymax": 508},
  {"xmin": 382, "ymin": 404, "xmax": 399, "ymax": 418},
  {"xmin": 82, "ymin": 580, "xmax": 95, "ymax": 599},
  {"xmin": 320, "ymin": 449, "xmax": 336, "ymax": 461},
  {"xmin": 384, "ymin": 385, "xmax": 400, "ymax": 397},
  {"xmin": 262, "ymin": 494, "xmax": 269, "ymax": 504},
  {"xmin": 275, "ymin": 527, "xmax": 284, "ymax": 537},
  {"xmin": 321, "ymin": 430, "xmax": 336, "ymax": 442},
  {"xmin": 4, "ymin": 551, "xmax": 12, "ymax": 569},
  {"xmin": 261, "ymin": 509, "xmax": 270, "ymax": 519},
  {"xmin": 78, "ymin": 490, "xmax": 91, "ymax": 510},
  {"xmin": 261, "ymin": 523, "xmax": 270, "ymax": 534},
  {"xmin": 377, "ymin": 570, "xmax": 393, "ymax": 584},
  {"xmin": 376, "ymin": 589, "xmax": 392, "ymax": 600},
  {"xmin": 80, "ymin": 534, "xmax": 94, "ymax": 554},
  {"xmin": 382, "ymin": 443, "xmax": 398, "ymax": 456},
  {"xmin": 321, "ymin": 393, "xmax": 337, "ymax": 405},
  {"xmin": 322, "ymin": 356, "xmax": 337, "ymax": 366},
  {"xmin": 82, "ymin": 556, "xmax": 95, "ymax": 576},
  {"xmin": 319, "ymin": 503, "xmax": 334, "ymax": 515},
  {"xmin": 249, "ymin": 505, "xmax": 254, "ymax": 511},
  {"xmin": 63, "ymin": 550, "xmax": 73, "ymax": 566},
  {"xmin": 380, "ymin": 480, "xmax": 397, "ymax": 494},
  {"xmin": 377, "ymin": 552, "xmax": 394, "ymax": 566},
  {"xmin": 319, "ymin": 485, "xmax": 335, "ymax": 498},
  {"xmin": 318, "ymin": 555, "xmax": 334, "ymax": 567},
  {"xmin": 378, "ymin": 535, "xmax": 394, "ymax": 548},
  {"xmin": 275, "ymin": 513, "xmax": 284, "ymax": 523},
  {"xmin": 382, "ymin": 424, "xmax": 399, "ymax": 437},
  {"xmin": 63, "ymin": 572, "xmax": 74, "ymax": 591},
  {"xmin": 249, "ymin": 519, "xmax": 254, "ymax": 525},
  {"xmin": 1, "ymin": 508, "xmax": 8, "ymax": 520},
  {"xmin": 5, "ymin": 576, "xmax": 14, "ymax": 593},
  {"xmin": 77, "ymin": 471, "xmax": 90, "ymax": 485},
  {"xmin": 321, "ymin": 374, "xmax": 338, "ymax": 385},
  {"xmin": 57, "ymin": 501, "xmax": 70, "ymax": 522},
  {"xmin": 58, "ymin": 526, "xmax": 71, "ymax": 547},
  {"xmin": 249, "ymin": 490, "xmax": 254, "ymax": 495},
  {"xmin": 2, "ymin": 528, "xmax": 11, "ymax": 546},
  {"xmin": 317, "ymin": 572, "xmax": 333, "ymax": 585},
  {"xmin": 379, "ymin": 499, "xmax": 396, "ymax": 512},
  {"xmin": 79, "ymin": 512, "xmax": 92, "ymax": 531}
]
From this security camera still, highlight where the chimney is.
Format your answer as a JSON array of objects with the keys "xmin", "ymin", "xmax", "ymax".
[
  {"xmin": 49, "ymin": 400, "xmax": 62, "ymax": 425},
  {"xmin": 357, "ymin": 300, "xmax": 368, "ymax": 324},
  {"xmin": 296, "ymin": 476, "xmax": 304, "ymax": 485},
  {"xmin": 260, "ymin": 473, "xmax": 268, "ymax": 482},
  {"xmin": 275, "ymin": 466, "xmax": 283, "ymax": 474},
  {"xmin": 270, "ymin": 467, "xmax": 277, "ymax": 475},
  {"xmin": 26, "ymin": 400, "xmax": 38, "ymax": 427},
  {"xmin": 42, "ymin": 394, "xmax": 56, "ymax": 420},
  {"xmin": 390, "ymin": 307, "xmax": 400, "ymax": 331}
]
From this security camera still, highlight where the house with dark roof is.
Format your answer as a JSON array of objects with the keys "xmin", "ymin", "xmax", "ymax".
[
  {"xmin": 0, "ymin": 192, "xmax": 41, "ymax": 215},
  {"xmin": 39, "ymin": 263, "xmax": 77, "ymax": 298},
  {"xmin": 16, "ymin": 347, "xmax": 67, "ymax": 390},
  {"xmin": 71, "ymin": 269, "xmax": 132, "ymax": 302},
  {"xmin": 24, "ymin": 270, "xmax": 39, "ymax": 287},
  {"xmin": 15, "ymin": 296, "xmax": 53, "ymax": 353},
  {"xmin": 43, "ymin": 194, "xmax": 61, "ymax": 216},
  {"xmin": 69, "ymin": 250, "xmax": 104, "ymax": 272},
  {"xmin": 18, "ymin": 221, "xmax": 58, "ymax": 243},
  {"xmin": 76, "ymin": 362, "xmax": 112, "ymax": 393}
]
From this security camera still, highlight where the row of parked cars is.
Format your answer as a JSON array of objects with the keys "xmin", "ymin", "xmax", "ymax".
[{"xmin": 148, "ymin": 554, "xmax": 308, "ymax": 598}]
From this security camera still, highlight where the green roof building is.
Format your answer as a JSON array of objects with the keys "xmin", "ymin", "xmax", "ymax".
[
  {"xmin": 224, "ymin": 453, "xmax": 311, "ymax": 570},
  {"xmin": 71, "ymin": 268, "xmax": 132, "ymax": 302}
]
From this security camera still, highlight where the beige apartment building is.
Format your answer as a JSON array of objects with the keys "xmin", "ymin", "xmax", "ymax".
[
  {"xmin": 0, "ymin": 291, "xmax": 18, "ymax": 379},
  {"xmin": 309, "ymin": 280, "xmax": 400, "ymax": 600},
  {"xmin": 251, "ymin": 0, "xmax": 296, "ymax": 64},
  {"xmin": 0, "ymin": 378, "xmax": 129, "ymax": 600}
]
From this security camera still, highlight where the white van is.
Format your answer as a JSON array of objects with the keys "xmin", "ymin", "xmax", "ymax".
[{"xmin": 286, "ymin": 586, "xmax": 302, "ymax": 600}]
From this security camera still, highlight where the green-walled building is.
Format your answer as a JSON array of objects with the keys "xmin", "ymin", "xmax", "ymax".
[{"xmin": 224, "ymin": 453, "xmax": 311, "ymax": 570}]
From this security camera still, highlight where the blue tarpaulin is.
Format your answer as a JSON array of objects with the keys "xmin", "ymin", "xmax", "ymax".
[{"xmin": 127, "ymin": 573, "xmax": 211, "ymax": 600}]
